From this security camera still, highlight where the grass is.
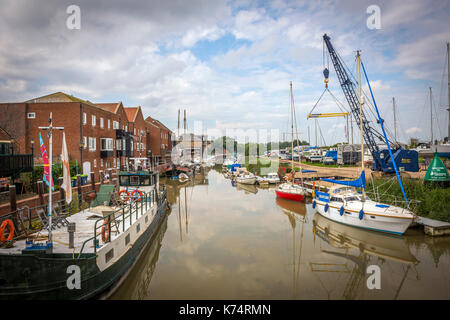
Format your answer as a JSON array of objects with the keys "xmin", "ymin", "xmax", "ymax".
[{"xmin": 367, "ymin": 178, "xmax": 450, "ymax": 222}]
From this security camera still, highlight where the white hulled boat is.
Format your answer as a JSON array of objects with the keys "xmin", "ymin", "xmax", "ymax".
[{"xmin": 312, "ymin": 49, "xmax": 415, "ymax": 235}]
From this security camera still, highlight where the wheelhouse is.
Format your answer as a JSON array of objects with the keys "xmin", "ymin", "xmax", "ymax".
[{"xmin": 118, "ymin": 171, "xmax": 157, "ymax": 187}]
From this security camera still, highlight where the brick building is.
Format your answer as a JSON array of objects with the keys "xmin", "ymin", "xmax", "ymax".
[
  {"xmin": 0, "ymin": 92, "xmax": 173, "ymax": 179},
  {"xmin": 145, "ymin": 116, "xmax": 173, "ymax": 165}
]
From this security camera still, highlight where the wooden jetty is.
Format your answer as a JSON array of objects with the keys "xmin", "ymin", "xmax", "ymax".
[{"xmin": 414, "ymin": 216, "xmax": 450, "ymax": 237}]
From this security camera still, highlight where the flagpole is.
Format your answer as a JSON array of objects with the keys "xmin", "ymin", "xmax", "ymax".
[
  {"xmin": 49, "ymin": 112, "xmax": 53, "ymax": 243},
  {"xmin": 39, "ymin": 113, "xmax": 64, "ymax": 248}
]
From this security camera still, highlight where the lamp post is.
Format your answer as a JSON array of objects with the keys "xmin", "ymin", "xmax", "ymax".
[
  {"xmin": 79, "ymin": 140, "xmax": 84, "ymax": 175},
  {"xmin": 31, "ymin": 138, "xmax": 35, "ymax": 192},
  {"xmin": 10, "ymin": 138, "xmax": 15, "ymax": 184}
]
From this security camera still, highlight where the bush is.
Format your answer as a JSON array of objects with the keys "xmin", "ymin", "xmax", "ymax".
[{"xmin": 367, "ymin": 178, "xmax": 450, "ymax": 222}]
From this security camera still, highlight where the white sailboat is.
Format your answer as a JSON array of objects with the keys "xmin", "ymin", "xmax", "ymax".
[
  {"xmin": 312, "ymin": 51, "xmax": 414, "ymax": 235},
  {"xmin": 275, "ymin": 81, "xmax": 307, "ymax": 202}
]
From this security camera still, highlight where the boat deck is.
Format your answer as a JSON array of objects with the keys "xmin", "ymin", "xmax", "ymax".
[{"xmin": 0, "ymin": 201, "xmax": 157, "ymax": 255}]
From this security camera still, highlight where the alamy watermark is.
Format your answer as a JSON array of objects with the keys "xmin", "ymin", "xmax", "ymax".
[
  {"xmin": 66, "ymin": 5, "xmax": 81, "ymax": 30},
  {"xmin": 366, "ymin": 5, "xmax": 381, "ymax": 30},
  {"xmin": 366, "ymin": 265, "xmax": 381, "ymax": 290},
  {"xmin": 66, "ymin": 265, "xmax": 81, "ymax": 290}
]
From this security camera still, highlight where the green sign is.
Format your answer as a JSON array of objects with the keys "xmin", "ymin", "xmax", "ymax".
[{"xmin": 424, "ymin": 150, "xmax": 450, "ymax": 182}]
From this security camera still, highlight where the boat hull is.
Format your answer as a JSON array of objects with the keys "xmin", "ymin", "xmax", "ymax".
[
  {"xmin": 0, "ymin": 199, "xmax": 168, "ymax": 300},
  {"xmin": 236, "ymin": 177, "xmax": 257, "ymax": 185},
  {"xmin": 275, "ymin": 189, "xmax": 305, "ymax": 202},
  {"xmin": 314, "ymin": 200, "xmax": 412, "ymax": 235}
]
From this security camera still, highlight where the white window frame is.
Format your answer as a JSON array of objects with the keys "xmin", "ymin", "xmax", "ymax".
[
  {"xmin": 83, "ymin": 136, "xmax": 87, "ymax": 149},
  {"xmin": 27, "ymin": 112, "xmax": 36, "ymax": 119},
  {"xmin": 100, "ymin": 117, "xmax": 104, "ymax": 128},
  {"xmin": 94, "ymin": 159, "xmax": 97, "ymax": 168},
  {"xmin": 89, "ymin": 137, "xmax": 96, "ymax": 151},
  {"xmin": 92, "ymin": 115, "xmax": 96, "ymax": 127},
  {"xmin": 100, "ymin": 138, "xmax": 114, "ymax": 151},
  {"xmin": 83, "ymin": 112, "xmax": 87, "ymax": 125},
  {"xmin": 108, "ymin": 119, "xmax": 110, "ymax": 129},
  {"xmin": 100, "ymin": 159, "xmax": 103, "ymax": 167},
  {"xmin": 113, "ymin": 121, "xmax": 119, "ymax": 129}
]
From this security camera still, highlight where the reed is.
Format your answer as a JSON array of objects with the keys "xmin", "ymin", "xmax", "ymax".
[{"xmin": 367, "ymin": 178, "xmax": 450, "ymax": 222}]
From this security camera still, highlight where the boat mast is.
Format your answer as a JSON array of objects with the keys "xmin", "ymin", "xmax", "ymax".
[
  {"xmin": 290, "ymin": 81, "xmax": 294, "ymax": 185},
  {"xmin": 430, "ymin": 87, "xmax": 433, "ymax": 146},
  {"xmin": 393, "ymin": 97, "xmax": 397, "ymax": 144},
  {"xmin": 447, "ymin": 42, "xmax": 450, "ymax": 141},
  {"xmin": 356, "ymin": 51, "xmax": 365, "ymax": 200}
]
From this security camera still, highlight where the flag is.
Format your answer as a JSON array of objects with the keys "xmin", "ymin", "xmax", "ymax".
[
  {"xmin": 61, "ymin": 132, "xmax": 72, "ymax": 204},
  {"xmin": 39, "ymin": 132, "xmax": 54, "ymax": 191}
]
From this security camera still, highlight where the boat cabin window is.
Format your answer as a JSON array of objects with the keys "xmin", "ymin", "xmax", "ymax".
[
  {"xmin": 330, "ymin": 197, "xmax": 343, "ymax": 203},
  {"xmin": 345, "ymin": 196, "xmax": 360, "ymax": 202},
  {"xmin": 119, "ymin": 174, "xmax": 154, "ymax": 186}
]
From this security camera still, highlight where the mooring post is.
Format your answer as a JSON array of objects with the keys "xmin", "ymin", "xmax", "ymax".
[
  {"xmin": 58, "ymin": 177, "xmax": 66, "ymax": 212},
  {"xmin": 9, "ymin": 185, "xmax": 17, "ymax": 213},
  {"xmin": 68, "ymin": 222, "xmax": 75, "ymax": 248},
  {"xmin": 37, "ymin": 181, "xmax": 44, "ymax": 205},
  {"xmin": 77, "ymin": 174, "xmax": 82, "ymax": 209}
]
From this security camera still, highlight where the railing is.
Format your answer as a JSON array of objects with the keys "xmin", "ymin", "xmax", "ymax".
[
  {"xmin": 0, "ymin": 198, "xmax": 69, "ymax": 239},
  {"xmin": 77, "ymin": 187, "xmax": 166, "ymax": 258},
  {"xmin": 0, "ymin": 154, "xmax": 33, "ymax": 177}
]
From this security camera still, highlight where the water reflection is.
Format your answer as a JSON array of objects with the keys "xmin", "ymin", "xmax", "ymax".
[
  {"xmin": 276, "ymin": 198, "xmax": 307, "ymax": 299},
  {"xmin": 236, "ymin": 183, "xmax": 258, "ymax": 194},
  {"xmin": 109, "ymin": 212, "xmax": 169, "ymax": 300},
  {"xmin": 311, "ymin": 213, "xmax": 419, "ymax": 299},
  {"xmin": 111, "ymin": 168, "xmax": 450, "ymax": 300}
]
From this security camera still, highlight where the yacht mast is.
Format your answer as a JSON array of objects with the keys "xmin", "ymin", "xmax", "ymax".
[
  {"xmin": 393, "ymin": 97, "xmax": 397, "ymax": 143},
  {"xmin": 290, "ymin": 81, "xmax": 294, "ymax": 186},
  {"xmin": 356, "ymin": 51, "xmax": 365, "ymax": 200},
  {"xmin": 447, "ymin": 42, "xmax": 450, "ymax": 141},
  {"xmin": 430, "ymin": 87, "xmax": 433, "ymax": 145}
]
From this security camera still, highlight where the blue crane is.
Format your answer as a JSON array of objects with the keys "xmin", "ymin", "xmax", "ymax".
[{"xmin": 322, "ymin": 34, "xmax": 418, "ymax": 172}]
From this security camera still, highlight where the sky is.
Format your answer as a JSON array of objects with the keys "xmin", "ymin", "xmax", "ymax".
[{"xmin": 0, "ymin": 0, "xmax": 449, "ymax": 145}]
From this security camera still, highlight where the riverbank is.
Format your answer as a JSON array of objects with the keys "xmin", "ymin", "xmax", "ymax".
[{"xmin": 367, "ymin": 178, "xmax": 450, "ymax": 222}]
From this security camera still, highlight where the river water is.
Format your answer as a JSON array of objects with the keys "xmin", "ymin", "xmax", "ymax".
[{"xmin": 110, "ymin": 167, "xmax": 450, "ymax": 300}]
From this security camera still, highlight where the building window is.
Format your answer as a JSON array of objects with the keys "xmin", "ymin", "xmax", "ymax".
[
  {"xmin": 140, "ymin": 130, "xmax": 144, "ymax": 136},
  {"xmin": 134, "ymin": 128, "xmax": 136, "ymax": 135},
  {"xmin": 83, "ymin": 136, "xmax": 87, "ymax": 149},
  {"xmin": 100, "ymin": 117, "xmax": 104, "ymax": 128},
  {"xmin": 100, "ymin": 138, "xmax": 114, "ymax": 151},
  {"xmin": 108, "ymin": 119, "xmax": 110, "ymax": 129},
  {"xmin": 89, "ymin": 137, "xmax": 96, "ymax": 151},
  {"xmin": 92, "ymin": 115, "xmax": 96, "ymax": 127},
  {"xmin": 83, "ymin": 112, "xmax": 87, "ymax": 125},
  {"xmin": 130, "ymin": 140, "xmax": 133, "ymax": 151},
  {"xmin": 93, "ymin": 159, "xmax": 97, "ymax": 168},
  {"xmin": 125, "ymin": 125, "xmax": 128, "ymax": 131},
  {"xmin": 113, "ymin": 121, "xmax": 119, "ymax": 129},
  {"xmin": 113, "ymin": 158, "xmax": 116, "ymax": 167},
  {"xmin": 100, "ymin": 159, "xmax": 103, "ymax": 167},
  {"xmin": 116, "ymin": 139, "xmax": 122, "ymax": 151},
  {"xmin": 27, "ymin": 112, "xmax": 36, "ymax": 119}
]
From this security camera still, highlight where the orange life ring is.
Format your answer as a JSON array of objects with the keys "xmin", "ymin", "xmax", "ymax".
[
  {"xmin": 118, "ymin": 189, "xmax": 130, "ymax": 201},
  {"xmin": 131, "ymin": 190, "xmax": 143, "ymax": 202},
  {"xmin": 101, "ymin": 219, "xmax": 110, "ymax": 243},
  {"xmin": 0, "ymin": 219, "xmax": 14, "ymax": 242}
]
